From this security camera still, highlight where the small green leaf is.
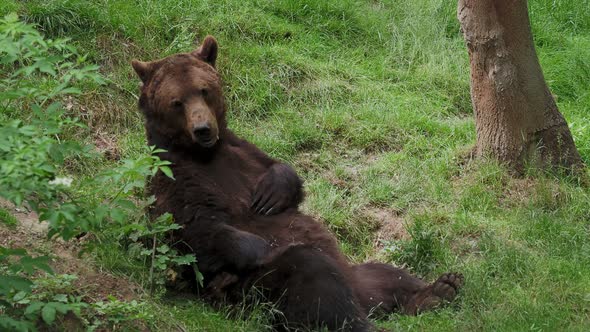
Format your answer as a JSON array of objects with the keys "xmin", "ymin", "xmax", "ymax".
[
  {"xmin": 110, "ymin": 208, "xmax": 126, "ymax": 223},
  {"xmin": 157, "ymin": 244, "xmax": 170, "ymax": 254},
  {"xmin": 19, "ymin": 256, "xmax": 53, "ymax": 274},
  {"xmin": 0, "ymin": 247, "xmax": 27, "ymax": 256},
  {"xmin": 160, "ymin": 166, "xmax": 175, "ymax": 179},
  {"xmin": 172, "ymin": 254, "xmax": 196, "ymax": 266},
  {"xmin": 49, "ymin": 143, "xmax": 65, "ymax": 164},
  {"xmin": 41, "ymin": 303, "xmax": 57, "ymax": 324},
  {"xmin": 140, "ymin": 249, "xmax": 152, "ymax": 256},
  {"xmin": 94, "ymin": 205, "xmax": 109, "ymax": 222},
  {"xmin": 194, "ymin": 265, "xmax": 204, "ymax": 288},
  {"xmin": 24, "ymin": 301, "xmax": 44, "ymax": 316},
  {"xmin": 117, "ymin": 199, "xmax": 136, "ymax": 210},
  {"xmin": 52, "ymin": 302, "xmax": 71, "ymax": 314},
  {"xmin": 154, "ymin": 213, "xmax": 174, "ymax": 224},
  {"xmin": 53, "ymin": 294, "xmax": 68, "ymax": 303},
  {"xmin": 12, "ymin": 291, "xmax": 28, "ymax": 302},
  {"xmin": 0, "ymin": 275, "xmax": 33, "ymax": 293}
]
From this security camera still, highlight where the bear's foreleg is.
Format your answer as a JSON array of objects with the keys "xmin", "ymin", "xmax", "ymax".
[
  {"xmin": 182, "ymin": 221, "xmax": 270, "ymax": 275},
  {"xmin": 251, "ymin": 163, "xmax": 303, "ymax": 215}
]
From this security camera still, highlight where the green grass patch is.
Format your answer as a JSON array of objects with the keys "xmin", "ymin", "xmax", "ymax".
[{"xmin": 0, "ymin": 208, "xmax": 18, "ymax": 226}]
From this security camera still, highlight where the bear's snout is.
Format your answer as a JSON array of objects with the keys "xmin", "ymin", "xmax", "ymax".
[
  {"xmin": 191, "ymin": 121, "xmax": 218, "ymax": 148},
  {"xmin": 193, "ymin": 122, "xmax": 211, "ymax": 139},
  {"xmin": 186, "ymin": 105, "xmax": 219, "ymax": 148}
]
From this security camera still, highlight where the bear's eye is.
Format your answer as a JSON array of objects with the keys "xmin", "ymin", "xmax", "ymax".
[
  {"xmin": 201, "ymin": 89, "xmax": 208, "ymax": 97},
  {"xmin": 171, "ymin": 100, "xmax": 183, "ymax": 109}
]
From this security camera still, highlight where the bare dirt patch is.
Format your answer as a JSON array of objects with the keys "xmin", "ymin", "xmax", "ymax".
[
  {"xmin": 0, "ymin": 200, "xmax": 142, "ymax": 302},
  {"xmin": 499, "ymin": 178, "xmax": 537, "ymax": 207},
  {"xmin": 363, "ymin": 207, "xmax": 409, "ymax": 250},
  {"xmin": 94, "ymin": 130, "xmax": 121, "ymax": 161}
]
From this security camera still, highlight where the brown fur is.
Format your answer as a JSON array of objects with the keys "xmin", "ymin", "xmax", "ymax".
[{"xmin": 133, "ymin": 36, "xmax": 463, "ymax": 332}]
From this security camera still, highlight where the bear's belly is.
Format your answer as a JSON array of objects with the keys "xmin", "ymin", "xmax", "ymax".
[{"xmin": 236, "ymin": 211, "xmax": 344, "ymax": 263}]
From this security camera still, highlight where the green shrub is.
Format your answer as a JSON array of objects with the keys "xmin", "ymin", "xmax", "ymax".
[{"xmin": 0, "ymin": 14, "xmax": 195, "ymax": 331}]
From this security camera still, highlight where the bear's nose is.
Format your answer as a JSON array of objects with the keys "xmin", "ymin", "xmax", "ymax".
[{"xmin": 193, "ymin": 123, "xmax": 211, "ymax": 138}]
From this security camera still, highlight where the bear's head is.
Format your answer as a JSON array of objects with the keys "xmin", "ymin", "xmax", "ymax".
[{"xmin": 132, "ymin": 36, "xmax": 225, "ymax": 152}]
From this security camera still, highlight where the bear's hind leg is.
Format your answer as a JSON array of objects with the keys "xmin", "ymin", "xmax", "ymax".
[
  {"xmin": 352, "ymin": 263, "xmax": 463, "ymax": 317},
  {"xmin": 254, "ymin": 245, "xmax": 373, "ymax": 332},
  {"xmin": 352, "ymin": 263, "xmax": 426, "ymax": 317}
]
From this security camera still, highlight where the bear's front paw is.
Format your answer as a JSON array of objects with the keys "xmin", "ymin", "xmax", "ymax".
[
  {"xmin": 251, "ymin": 163, "xmax": 302, "ymax": 215},
  {"xmin": 232, "ymin": 231, "xmax": 270, "ymax": 270}
]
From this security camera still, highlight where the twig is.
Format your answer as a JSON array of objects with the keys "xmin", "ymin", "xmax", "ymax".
[{"xmin": 149, "ymin": 233, "xmax": 157, "ymax": 295}]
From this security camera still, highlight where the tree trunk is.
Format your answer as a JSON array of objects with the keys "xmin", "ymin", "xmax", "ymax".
[{"xmin": 457, "ymin": 0, "xmax": 584, "ymax": 173}]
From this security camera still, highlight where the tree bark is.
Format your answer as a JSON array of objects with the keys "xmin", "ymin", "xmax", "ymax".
[{"xmin": 457, "ymin": 0, "xmax": 584, "ymax": 173}]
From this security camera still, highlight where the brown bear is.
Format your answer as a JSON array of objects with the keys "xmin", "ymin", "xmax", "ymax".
[{"xmin": 132, "ymin": 36, "xmax": 463, "ymax": 332}]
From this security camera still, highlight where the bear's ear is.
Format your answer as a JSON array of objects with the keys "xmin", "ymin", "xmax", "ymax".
[
  {"xmin": 131, "ymin": 60, "xmax": 156, "ymax": 83},
  {"xmin": 193, "ymin": 35, "xmax": 218, "ymax": 67}
]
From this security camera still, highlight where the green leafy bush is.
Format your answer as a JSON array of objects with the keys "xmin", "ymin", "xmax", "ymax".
[{"xmin": 0, "ymin": 14, "xmax": 195, "ymax": 331}]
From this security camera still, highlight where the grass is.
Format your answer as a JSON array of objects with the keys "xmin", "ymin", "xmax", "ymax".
[
  {"xmin": 1, "ymin": 0, "xmax": 590, "ymax": 330},
  {"xmin": 0, "ymin": 207, "xmax": 19, "ymax": 226}
]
